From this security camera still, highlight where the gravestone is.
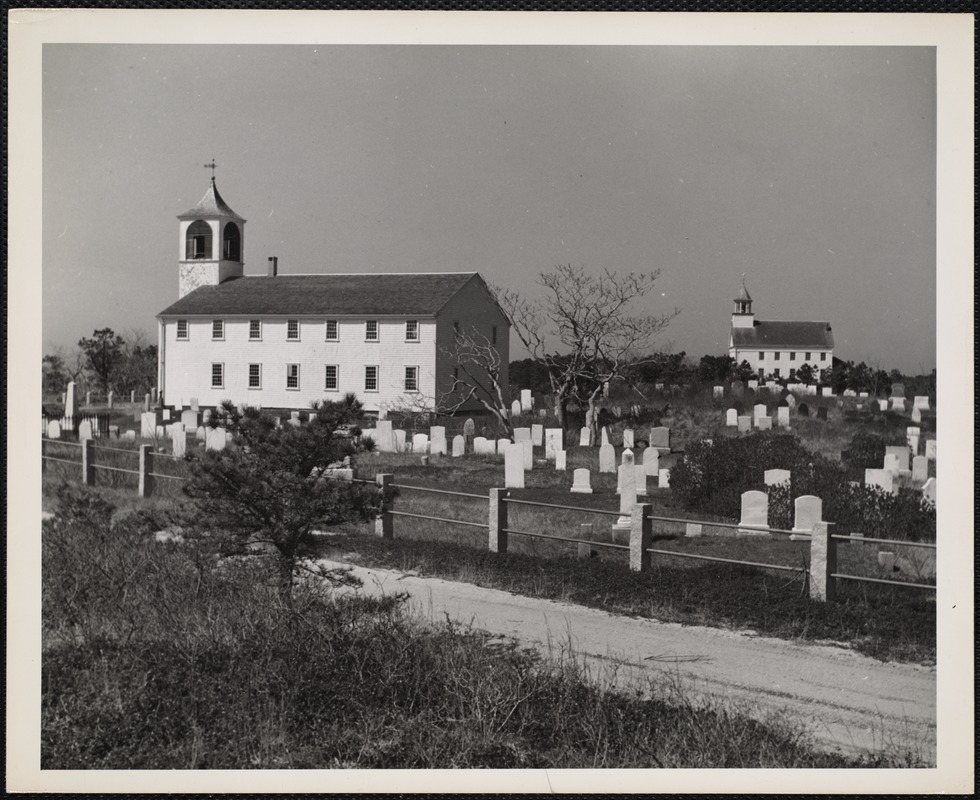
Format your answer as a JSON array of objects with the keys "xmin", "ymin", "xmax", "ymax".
[
  {"xmin": 46, "ymin": 420, "xmax": 61, "ymax": 439},
  {"xmin": 143, "ymin": 394, "xmax": 152, "ymax": 412},
  {"xmin": 122, "ymin": 430, "xmax": 137, "ymax": 442},
  {"xmin": 451, "ymin": 435, "xmax": 465, "ymax": 457},
  {"xmin": 463, "ymin": 418, "xmax": 476, "ymax": 437},
  {"xmin": 473, "ymin": 436, "xmax": 488, "ymax": 455},
  {"xmin": 816, "ymin": 407, "xmax": 828, "ymax": 421},
  {"xmin": 393, "ymin": 429, "xmax": 407, "ymax": 453},
  {"xmin": 884, "ymin": 445, "xmax": 910, "ymax": 472},
  {"xmin": 858, "ymin": 391, "xmax": 869, "ymax": 398},
  {"xmin": 785, "ymin": 394, "xmax": 796, "ymax": 409},
  {"xmin": 642, "ymin": 447, "xmax": 659, "ymax": 476},
  {"xmin": 412, "ymin": 433, "xmax": 429, "ymax": 454},
  {"xmin": 658, "ymin": 468, "xmax": 671, "ymax": 488},
  {"xmin": 65, "ymin": 381, "xmax": 79, "ymax": 419},
  {"xmin": 910, "ymin": 407, "xmax": 922, "ymax": 424},
  {"xmin": 570, "ymin": 468, "xmax": 593, "ymax": 494},
  {"xmin": 601, "ymin": 427, "xmax": 611, "ymax": 446},
  {"xmin": 195, "ymin": 426, "xmax": 207, "ymax": 441},
  {"xmin": 107, "ymin": 391, "xmax": 114, "ymax": 409},
  {"xmin": 511, "ymin": 400, "xmax": 522, "ymax": 418},
  {"xmin": 555, "ymin": 450, "xmax": 567, "ymax": 471},
  {"xmin": 890, "ymin": 397, "xmax": 906, "ymax": 412},
  {"xmin": 513, "ymin": 427, "xmax": 531, "ymax": 443},
  {"xmin": 911, "ymin": 455, "xmax": 928, "ymax": 483},
  {"xmin": 865, "ymin": 469, "xmax": 894, "ymax": 493},
  {"xmin": 877, "ymin": 399, "xmax": 889, "ymax": 412},
  {"xmin": 925, "ymin": 440, "xmax": 936, "ymax": 460},
  {"xmin": 791, "ymin": 495, "xmax": 823, "ymax": 540},
  {"xmin": 172, "ymin": 430, "xmax": 187, "ymax": 458},
  {"xmin": 376, "ymin": 420, "xmax": 395, "ymax": 453},
  {"xmin": 162, "ymin": 409, "xmax": 171, "ymax": 422},
  {"xmin": 797, "ymin": 403, "xmax": 809, "ymax": 417},
  {"xmin": 544, "ymin": 429, "xmax": 563, "ymax": 459},
  {"xmin": 108, "ymin": 425, "xmax": 119, "ymax": 439},
  {"xmin": 921, "ymin": 477, "xmax": 936, "ymax": 503},
  {"xmin": 613, "ymin": 464, "xmax": 637, "ymax": 539},
  {"xmin": 429, "ymin": 426, "xmax": 447, "ymax": 456},
  {"xmin": 598, "ymin": 443, "xmax": 616, "ymax": 473},
  {"xmin": 877, "ymin": 551, "xmax": 896, "ymax": 571},
  {"xmin": 531, "ymin": 424, "xmax": 544, "ymax": 446},
  {"xmin": 649, "ymin": 427, "xmax": 670, "ymax": 453},
  {"xmin": 713, "ymin": 385, "xmax": 724, "ymax": 399},
  {"xmin": 78, "ymin": 420, "xmax": 93, "ymax": 441},
  {"xmin": 890, "ymin": 383, "xmax": 905, "ymax": 398},
  {"xmin": 685, "ymin": 523, "xmax": 703, "ymax": 538},
  {"xmin": 737, "ymin": 416, "xmax": 752, "ymax": 432},
  {"xmin": 504, "ymin": 445, "xmax": 525, "ymax": 489},
  {"xmin": 753, "ymin": 404, "xmax": 767, "ymax": 425},
  {"xmin": 776, "ymin": 407, "xmax": 790, "ymax": 428},
  {"xmin": 579, "ymin": 427, "xmax": 591, "ymax": 447},
  {"xmin": 615, "ymin": 449, "xmax": 635, "ymax": 493},
  {"xmin": 726, "ymin": 409, "xmax": 738, "ymax": 427},
  {"xmin": 538, "ymin": 409, "xmax": 547, "ymax": 418},
  {"xmin": 497, "ymin": 438, "xmax": 510, "ymax": 455},
  {"xmin": 520, "ymin": 389, "xmax": 533, "ymax": 412},
  {"xmin": 747, "ymin": 380, "xmax": 759, "ymax": 390},
  {"xmin": 821, "ymin": 387, "xmax": 833, "ymax": 397},
  {"xmin": 912, "ymin": 395, "xmax": 929, "ymax": 410},
  {"xmin": 181, "ymin": 410, "xmax": 198, "ymax": 430},
  {"xmin": 757, "ymin": 416, "xmax": 773, "ymax": 431},
  {"xmin": 634, "ymin": 464, "xmax": 648, "ymax": 495},
  {"xmin": 883, "ymin": 453, "xmax": 900, "ymax": 474},
  {"xmin": 205, "ymin": 427, "xmax": 227, "ymax": 451},
  {"xmin": 141, "ymin": 412, "xmax": 157, "ymax": 438},
  {"xmin": 764, "ymin": 469, "xmax": 791, "ymax": 487},
  {"xmin": 737, "ymin": 490, "xmax": 769, "ymax": 536},
  {"xmin": 843, "ymin": 389, "xmax": 856, "ymax": 397},
  {"xmin": 622, "ymin": 428, "xmax": 634, "ymax": 449},
  {"xmin": 731, "ymin": 380, "xmax": 745, "ymax": 398},
  {"xmin": 521, "ymin": 439, "xmax": 534, "ymax": 470}
]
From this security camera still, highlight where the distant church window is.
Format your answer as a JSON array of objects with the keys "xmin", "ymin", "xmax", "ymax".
[
  {"xmin": 186, "ymin": 220, "xmax": 212, "ymax": 260},
  {"xmin": 223, "ymin": 222, "xmax": 241, "ymax": 261},
  {"xmin": 176, "ymin": 320, "xmax": 188, "ymax": 340}
]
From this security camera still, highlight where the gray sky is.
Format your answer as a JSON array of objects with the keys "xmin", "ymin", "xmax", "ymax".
[{"xmin": 43, "ymin": 44, "xmax": 936, "ymax": 372}]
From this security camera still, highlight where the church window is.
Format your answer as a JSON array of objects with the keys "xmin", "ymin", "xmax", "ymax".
[
  {"xmin": 820, "ymin": 353, "xmax": 827, "ymax": 361},
  {"xmin": 324, "ymin": 365, "xmax": 339, "ymax": 391},
  {"xmin": 249, "ymin": 320, "xmax": 261, "ymax": 340},
  {"xmin": 758, "ymin": 351, "xmax": 765, "ymax": 360},
  {"xmin": 773, "ymin": 352, "xmax": 780, "ymax": 361},
  {"xmin": 286, "ymin": 364, "xmax": 300, "ymax": 390},
  {"xmin": 805, "ymin": 351, "xmax": 811, "ymax": 361},
  {"xmin": 176, "ymin": 320, "xmax": 188, "ymax": 340},
  {"xmin": 789, "ymin": 351, "xmax": 796, "ymax": 361},
  {"xmin": 366, "ymin": 320, "xmax": 379, "ymax": 341},
  {"xmin": 186, "ymin": 220, "xmax": 212, "ymax": 260},
  {"xmin": 773, "ymin": 368, "xmax": 781, "ymax": 378},
  {"xmin": 248, "ymin": 364, "xmax": 261, "ymax": 389},
  {"xmin": 212, "ymin": 320, "xmax": 224, "ymax": 340},
  {"xmin": 406, "ymin": 320, "xmax": 419, "ymax": 341},
  {"xmin": 211, "ymin": 363, "xmax": 224, "ymax": 389},
  {"xmin": 222, "ymin": 222, "xmax": 241, "ymax": 261},
  {"xmin": 405, "ymin": 366, "xmax": 419, "ymax": 392},
  {"xmin": 325, "ymin": 320, "xmax": 338, "ymax": 341},
  {"xmin": 287, "ymin": 320, "xmax": 300, "ymax": 340},
  {"xmin": 365, "ymin": 366, "xmax": 379, "ymax": 392}
]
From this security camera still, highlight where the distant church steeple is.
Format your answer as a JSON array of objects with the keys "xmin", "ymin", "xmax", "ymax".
[
  {"xmin": 731, "ymin": 276, "xmax": 755, "ymax": 329},
  {"xmin": 176, "ymin": 164, "xmax": 246, "ymax": 298}
]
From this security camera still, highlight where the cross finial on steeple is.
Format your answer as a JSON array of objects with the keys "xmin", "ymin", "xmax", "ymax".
[{"xmin": 204, "ymin": 159, "xmax": 217, "ymax": 182}]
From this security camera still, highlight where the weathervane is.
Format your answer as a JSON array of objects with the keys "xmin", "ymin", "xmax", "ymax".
[{"xmin": 204, "ymin": 159, "xmax": 217, "ymax": 181}]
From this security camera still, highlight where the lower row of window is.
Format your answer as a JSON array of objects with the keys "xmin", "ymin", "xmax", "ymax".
[{"xmin": 211, "ymin": 364, "xmax": 418, "ymax": 392}]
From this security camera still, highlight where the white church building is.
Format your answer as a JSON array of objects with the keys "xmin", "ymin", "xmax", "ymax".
[
  {"xmin": 727, "ymin": 280, "xmax": 834, "ymax": 382},
  {"xmin": 157, "ymin": 179, "xmax": 510, "ymax": 414}
]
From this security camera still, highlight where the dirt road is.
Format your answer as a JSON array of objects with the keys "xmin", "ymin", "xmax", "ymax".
[{"xmin": 317, "ymin": 558, "xmax": 936, "ymax": 763}]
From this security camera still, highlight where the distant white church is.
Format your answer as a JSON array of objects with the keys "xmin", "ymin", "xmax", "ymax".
[
  {"xmin": 156, "ymin": 178, "xmax": 510, "ymax": 413},
  {"xmin": 727, "ymin": 280, "xmax": 834, "ymax": 382}
]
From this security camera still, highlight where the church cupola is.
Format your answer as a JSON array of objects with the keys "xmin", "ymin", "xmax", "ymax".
[
  {"xmin": 176, "ymin": 163, "xmax": 246, "ymax": 298},
  {"xmin": 731, "ymin": 277, "xmax": 755, "ymax": 329}
]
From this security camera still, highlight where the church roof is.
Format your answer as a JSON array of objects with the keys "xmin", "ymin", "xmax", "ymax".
[
  {"xmin": 158, "ymin": 272, "xmax": 484, "ymax": 317},
  {"xmin": 177, "ymin": 180, "xmax": 245, "ymax": 221},
  {"xmin": 731, "ymin": 320, "xmax": 834, "ymax": 349}
]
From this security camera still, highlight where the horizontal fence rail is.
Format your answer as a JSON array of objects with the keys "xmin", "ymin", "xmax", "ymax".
[
  {"xmin": 832, "ymin": 534, "xmax": 937, "ymax": 550},
  {"xmin": 389, "ymin": 510, "xmax": 488, "ymax": 529},
  {"xmin": 832, "ymin": 573, "xmax": 936, "ymax": 591},
  {"xmin": 646, "ymin": 548, "xmax": 805, "ymax": 574},
  {"xmin": 502, "ymin": 527, "xmax": 628, "ymax": 550},
  {"xmin": 504, "ymin": 498, "xmax": 623, "ymax": 518},
  {"xmin": 391, "ymin": 483, "xmax": 488, "ymax": 501}
]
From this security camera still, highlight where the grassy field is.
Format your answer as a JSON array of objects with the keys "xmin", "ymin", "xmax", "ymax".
[{"xmin": 41, "ymin": 486, "xmax": 921, "ymax": 769}]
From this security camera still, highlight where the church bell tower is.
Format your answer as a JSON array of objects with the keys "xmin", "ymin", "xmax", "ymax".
[
  {"xmin": 176, "ymin": 163, "xmax": 245, "ymax": 298},
  {"xmin": 731, "ymin": 277, "xmax": 755, "ymax": 329}
]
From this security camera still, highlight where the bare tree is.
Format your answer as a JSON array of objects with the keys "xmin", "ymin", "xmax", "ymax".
[{"xmin": 495, "ymin": 265, "xmax": 678, "ymax": 436}]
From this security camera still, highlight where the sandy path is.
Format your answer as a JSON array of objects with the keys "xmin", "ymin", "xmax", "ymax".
[{"xmin": 317, "ymin": 558, "xmax": 936, "ymax": 763}]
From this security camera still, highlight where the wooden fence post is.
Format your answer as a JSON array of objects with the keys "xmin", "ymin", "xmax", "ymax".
[
  {"xmin": 139, "ymin": 444, "xmax": 154, "ymax": 498},
  {"xmin": 629, "ymin": 503, "xmax": 653, "ymax": 572},
  {"xmin": 81, "ymin": 439, "xmax": 95, "ymax": 486},
  {"xmin": 809, "ymin": 521, "xmax": 837, "ymax": 601},
  {"xmin": 375, "ymin": 473, "xmax": 393, "ymax": 539},
  {"xmin": 488, "ymin": 488, "xmax": 509, "ymax": 554}
]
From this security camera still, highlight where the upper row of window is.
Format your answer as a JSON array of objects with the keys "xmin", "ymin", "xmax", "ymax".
[
  {"xmin": 757, "ymin": 351, "xmax": 827, "ymax": 362},
  {"xmin": 176, "ymin": 318, "xmax": 423, "ymax": 342}
]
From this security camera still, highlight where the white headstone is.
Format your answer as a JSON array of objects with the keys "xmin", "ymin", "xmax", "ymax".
[
  {"xmin": 791, "ymin": 495, "xmax": 823, "ymax": 538},
  {"xmin": 429, "ymin": 426, "xmax": 447, "ymax": 456},
  {"xmin": 162, "ymin": 409, "xmax": 171, "ymax": 422},
  {"xmin": 172, "ymin": 430, "xmax": 187, "ymax": 458},
  {"xmin": 785, "ymin": 394, "xmax": 796, "ymax": 409},
  {"xmin": 521, "ymin": 439, "xmax": 534, "ymax": 470},
  {"xmin": 141, "ymin": 412, "xmax": 157, "ymax": 438},
  {"xmin": 658, "ymin": 468, "xmax": 671, "ymax": 489},
  {"xmin": 78, "ymin": 420, "xmax": 93, "ymax": 441},
  {"xmin": 570, "ymin": 468, "xmax": 592, "ymax": 494},
  {"xmin": 858, "ymin": 391, "xmax": 869, "ymax": 398},
  {"xmin": 107, "ymin": 391, "xmax": 114, "ymax": 409},
  {"xmin": 757, "ymin": 416, "xmax": 773, "ymax": 431},
  {"xmin": 884, "ymin": 445, "xmax": 910, "ymax": 472},
  {"xmin": 554, "ymin": 449, "xmax": 567, "ymax": 471},
  {"xmin": 451, "ymin": 435, "xmax": 465, "ymax": 457},
  {"xmin": 46, "ymin": 420, "xmax": 61, "ymax": 439},
  {"xmin": 776, "ymin": 407, "xmax": 790, "ymax": 428},
  {"xmin": 642, "ymin": 447, "xmax": 659, "ymax": 475},
  {"xmin": 473, "ymin": 436, "xmax": 488, "ymax": 455},
  {"xmin": 513, "ymin": 427, "xmax": 531, "ymax": 443},
  {"xmin": 155, "ymin": 425, "xmax": 165, "ymax": 439},
  {"xmin": 878, "ymin": 399, "xmax": 889, "ymax": 412},
  {"xmin": 195, "ymin": 426, "xmax": 207, "ymax": 441},
  {"xmin": 843, "ymin": 389, "xmax": 856, "ymax": 397},
  {"xmin": 65, "ymin": 381, "xmax": 79, "ymax": 419},
  {"xmin": 713, "ymin": 385, "xmax": 724, "ymax": 398},
  {"xmin": 921, "ymin": 477, "xmax": 936, "ymax": 503},
  {"xmin": 737, "ymin": 490, "xmax": 769, "ymax": 535},
  {"xmin": 190, "ymin": 397, "xmax": 200, "ymax": 412},
  {"xmin": 205, "ymin": 427, "xmax": 227, "ymax": 451},
  {"xmin": 504, "ymin": 445, "xmax": 525, "ymax": 489},
  {"xmin": 911, "ymin": 455, "xmax": 928, "ymax": 483},
  {"xmin": 621, "ymin": 448, "xmax": 635, "ymax": 467},
  {"xmin": 393, "ymin": 429, "xmax": 407, "ymax": 452},
  {"xmin": 511, "ymin": 399, "xmax": 522, "ymax": 418},
  {"xmin": 925, "ymin": 440, "xmax": 936, "ymax": 461},
  {"xmin": 601, "ymin": 427, "xmax": 611, "ymax": 446},
  {"xmin": 890, "ymin": 397, "xmax": 906, "ymax": 412},
  {"xmin": 180, "ymin": 410, "xmax": 198, "ymax": 430},
  {"xmin": 531, "ymin": 424, "xmax": 544, "ymax": 446},
  {"xmin": 753, "ymin": 404, "xmax": 767, "ymax": 425},
  {"xmin": 497, "ymin": 438, "xmax": 510, "ymax": 455},
  {"xmin": 412, "ymin": 433, "xmax": 429, "ymax": 454},
  {"xmin": 598, "ymin": 443, "xmax": 616, "ymax": 473},
  {"xmin": 520, "ymin": 389, "xmax": 533, "ymax": 412},
  {"xmin": 883, "ymin": 453, "xmax": 900, "ymax": 474},
  {"xmin": 726, "ymin": 409, "xmax": 738, "ymax": 427},
  {"xmin": 747, "ymin": 380, "xmax": 759, "ymax": 390},
  {"xmin": 764, "ymin": 469, "xmax": 791, "ymax": 487},
  {"xmin": 737, "ymin": 416, "xmax": 752, "ymax": 433},
  {"xmin": 821, "ymin": 387, "xmax": 834, "ymax": 397},
  {"xmin": 579, "ymin": 427, "xmax": 591, "ymax": 447},
  {"xmin": 544, "ymin": 429, "xmax": 563, "ymax": 459},
  {"xmin": 910, "ymin": 407, "xmax": 922, "ymax": 424},
  {"xmin": 648, "ymin": 427, "xmax": 670, "ymax": 452},
  {"xmin": 123, "ymin": 430, "xmax": 137, "ymax": 442},
  {"xmin": 865, "ymin": 469, "xmax": 894, "ymax": 493},
  {"xmin": 622, "ymin": 428, "xmax": 634, "ymax": 449},
  {"xmin": 634, "ymin": 464, "xmax": 648, "ymax": 495},
  {"xmin": 463, "ymin": 418, "xmax": 476, "ymax": 437},
  {"xmin": 616, "ymin": 464, "xmax": 637, "ymax": 524},
  {"xmin": 376, "ymin": 420, "xmax": 395, "ymax": 453},
  {"xmin": 912, "ymin": 395, "xmax": 930, "ymax": 410}
]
